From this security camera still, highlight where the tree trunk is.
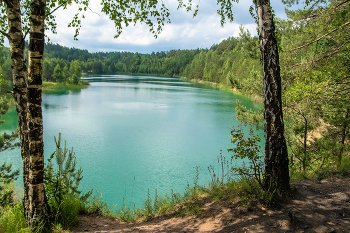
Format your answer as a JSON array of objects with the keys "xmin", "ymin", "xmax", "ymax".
[
  {"xmin": 256, "ymin": 0, "xmax": 290, "ymax": 196},
  {"xmin": 5, "ymin": 0, "xmax": 31, "ymax": 220},
  {"xmin": 5, "ymin": 0, "xmax": 50, "ymax": 227},
  {"xmin": 25, "ymin": 0, "xmax": 50, "ymax": 227},
  {"xmin": 338, "ymin": 107, "xmax": 349, "ymax": 166},
  {"xmin": 300, "ymin": 112, "xmax": 307, "ymax": 172}
]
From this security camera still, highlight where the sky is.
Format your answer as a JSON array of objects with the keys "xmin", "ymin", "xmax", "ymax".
[{"xmin": 40, "ymin": 0, "xmax": 303, "ymax": 54}]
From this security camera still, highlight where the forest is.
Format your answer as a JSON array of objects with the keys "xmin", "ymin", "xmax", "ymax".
[
  {"xmin": 0, "ymin": 0, "xmax": 349, "ymax": 232},
  {"xmin": 0, "ymin": 43, "xmax": 205, "ymax": 87}
]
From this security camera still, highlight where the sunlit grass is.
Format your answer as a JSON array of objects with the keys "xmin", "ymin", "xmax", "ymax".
[
  {"xmin": 0, "ymin": 203, "xmax": 28, "ymax": 233},
  {"xmin": 42, "ymin": 81, "xmax": 89, "ymax": 90}
]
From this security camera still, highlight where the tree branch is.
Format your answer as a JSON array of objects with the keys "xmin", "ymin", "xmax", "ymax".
[
  {"xmin": 24, "ymin": 29, "xmax": 30, "ymax": 40},
  {"xmin": 0, "ymin": 29, "xmax": 11, "ymax": 42},
  {"xmin": 291, "ymin": 39, "xmax": 350, "ymax": 68},
  {"xmin": 291, "ymin": 21, "xmax": 350, "ymax": 51},
  {"xmin": 307, "ymin": 0, "xmax": 350, "ymax": 19},
  {"xmin": 46, "ymin": 0, "xmax": 70, "ymax": 17},
  {"xmin": 87, "ymin": 6, "xmax": 102, "ymax": 17},
  {"xmin": 309, "ymin": 0, "xmax": 321, "ymax": 10},
  {"xmin": 335, "ymin": 0, "xmax": 350, "ymax": 9}
]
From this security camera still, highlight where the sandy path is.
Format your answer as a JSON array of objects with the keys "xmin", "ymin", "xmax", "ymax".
[{"xmin": 71, "ymin": 177, "xmax": 350, "ymax": 233}]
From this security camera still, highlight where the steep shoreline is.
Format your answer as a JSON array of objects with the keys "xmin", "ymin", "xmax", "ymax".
[{"xmin": 183, "ymin": 77, "xmax": 264, "ymax": 104}]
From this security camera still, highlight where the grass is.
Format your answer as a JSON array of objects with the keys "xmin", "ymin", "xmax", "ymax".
[
  {"xmin": 290, "ymin": 156, "xmax": 350, "ymax": 181},
  {"xmin": 42, "ymin": 81, "xmax": 89, "ymax": 91},
  {"xmin": 0, "ymin": 203, "xmax": 28, "ymax": 233},
  {"xmin": 0, "ymin": 192, "xmax": 118, "ymax": 233}
]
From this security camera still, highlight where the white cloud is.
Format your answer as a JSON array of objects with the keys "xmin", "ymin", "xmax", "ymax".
[{"xmin": 41, "ymin": 0, "xmax": 303, "ymax": 53}]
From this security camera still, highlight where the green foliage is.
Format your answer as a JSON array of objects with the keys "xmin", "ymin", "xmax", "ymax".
[
  {"xmin": 52, "ymin": 64, "xmax": 63, "ymax": 83},
  {"xmin": 0, "ymin": 47, "xmax": 13, "ymax": 92},
  {"xmin": 0, "ymin": 94, "xmax": 11, "ymax": 121},
  {"xmin": 182, "ymin": 27, "xmax": 262, "ymax": 98},
  {"xmin": 42, "ymin": 81, "xmax": 89, "ymax": 91},
  {"xmin": 315, "ymin": 157, "xmax": 350, "ymax": 181},
  {"xmin": 42, "ymin": 42, "xmax": 203, "ymax": 77},
  {"xmin": 0, "ymin": 203, "xmax": 28, "ymax": 233},
  {"xmin": 205, "ymin": 154, "xmax": 273, "ymax": 206},
  {"xmin": 143, "ymin": 188, "xmax": 153, "ymax": 221},
  {"xmin": 0, "ymin": 163, "xmax": 19, "ymax": 208},
  {"xmin": 235, "ymin": 100, "xmax": 264, "ymax": 130},
  {"xmin": 116, "ymin": 197, "xmax": 138, "ymax": 222},
  {"xmin": 69, "ymin": 60, "xmax": 81, "ymax": 84},
  {"xmin": 209, "ymin": 177, "xmax": 271, "ymax": 207},
  {"xmin": 44, "ymin": 133, "xmax": 92, "ymax": 229},
  {"xmin": 280, "ymin": 0, "xmax": 350, "ymax": 176},
  {"xmin": 228, "ymin": 125, "xmax": 264, "ymax": 189},
  {"xmin": 0, "ymin": 131, "xmax": 19, "ymax": 152},
  {"xmin": 62, "ymin": 66, "xmax": 70, "ymax": 83},
  {"xmin": 49, "ymin": 194, "xmax": 82, "ymax": 229}
]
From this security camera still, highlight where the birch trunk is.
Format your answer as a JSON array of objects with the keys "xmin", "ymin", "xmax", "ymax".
[
  {"xmin": 5, "ymin": 0, "xmax": 31, "ymax": 219},
  {"xmin": 4, "ymin": 0, "xmax": 50, "ymax": 227},
  {"xmin": 256, "ymin": 0, "xmax": 291, "ymax": 196},
  {"xmin": 25, "ymin": 0, "xmax": 50, "ymax": 226}
]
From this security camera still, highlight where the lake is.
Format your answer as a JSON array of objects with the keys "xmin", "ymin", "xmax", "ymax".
[{"xmin": 0, "ymin": 75, "xmax": 263, "ymax": 209}]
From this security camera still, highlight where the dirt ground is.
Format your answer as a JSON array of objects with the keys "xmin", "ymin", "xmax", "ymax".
[{"xmin": 71, "ymin": 177, "xmax": 350, "ymax": 233}]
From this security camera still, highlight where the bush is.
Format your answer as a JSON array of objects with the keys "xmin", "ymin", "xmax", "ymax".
[{"xmin": 228, "ymin": 125, "xmax": 264, "ymax": 188}]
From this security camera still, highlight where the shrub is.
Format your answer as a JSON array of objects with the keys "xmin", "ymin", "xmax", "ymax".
[{"xmin": 228, "ymin": 125, "xmax": 264, "ymax": 188}]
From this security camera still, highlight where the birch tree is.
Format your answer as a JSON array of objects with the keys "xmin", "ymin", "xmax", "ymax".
[
  {"xmin": 216, "ymin": 0, "xmax": 291, "ymax": 196},
  {"xmin": 255, "ymin": 0, "xmax": 290, "ymax": 195}
]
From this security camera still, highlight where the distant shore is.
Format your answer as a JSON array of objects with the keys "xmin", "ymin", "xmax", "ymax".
[
  {"xmin": 42, "ymin": 81, "xmax": 89, "ymax": 91},
  {"xmin": 182, "ymin": 77, "xmax": 263, "ymax": 104}
]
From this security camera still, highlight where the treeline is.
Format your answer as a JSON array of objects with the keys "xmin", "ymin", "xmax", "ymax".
[
  {"xmin": 182, "ymin": 28, "xmax": 262, "ymax": 98},
  {"xmin": 1, "ymin": 30, "xmax": 261, "ymax": 93},
  {"xmin": 43, "ymin": 43, "xmax": 205, "ymax": 76},
  {"xmin": 1, "ymin": 32, "xmax": 260, "ymax": 94},
  {"xmin": 0, "ymin": 42, "xmax": 205, "ymax": 90}
]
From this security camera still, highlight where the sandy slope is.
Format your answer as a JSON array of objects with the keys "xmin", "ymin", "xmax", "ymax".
[{"xmin": 71, "ymin": 177, "xmax": 350, "ymax": 233}]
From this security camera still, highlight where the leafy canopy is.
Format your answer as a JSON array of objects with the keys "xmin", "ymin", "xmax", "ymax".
[{"xmin": 0, "ymin": 0, "xmax": 237, "ymax": 45}]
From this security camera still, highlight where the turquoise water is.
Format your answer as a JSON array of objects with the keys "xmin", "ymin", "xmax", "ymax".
[{"xmin": 0, "ymin": 75, "xmax": 263, "ymax": 209}]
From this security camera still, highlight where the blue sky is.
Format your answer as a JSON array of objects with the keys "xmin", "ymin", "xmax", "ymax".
[{"xmin": 43, "ymin": 0, "xmax": 303, "ymax": 54}]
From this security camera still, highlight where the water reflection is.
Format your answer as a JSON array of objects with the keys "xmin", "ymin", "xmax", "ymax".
[
  {"xmin": 42, "ymin": 89, "xmax": 82, "ymax": 95},
  {"xmin": 84, "ymin": 75, "xmax": 218, "ymax": 91},
  {"xmin": 43, "ymin": 103, "xmax": 60, "ymax": 110}
]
